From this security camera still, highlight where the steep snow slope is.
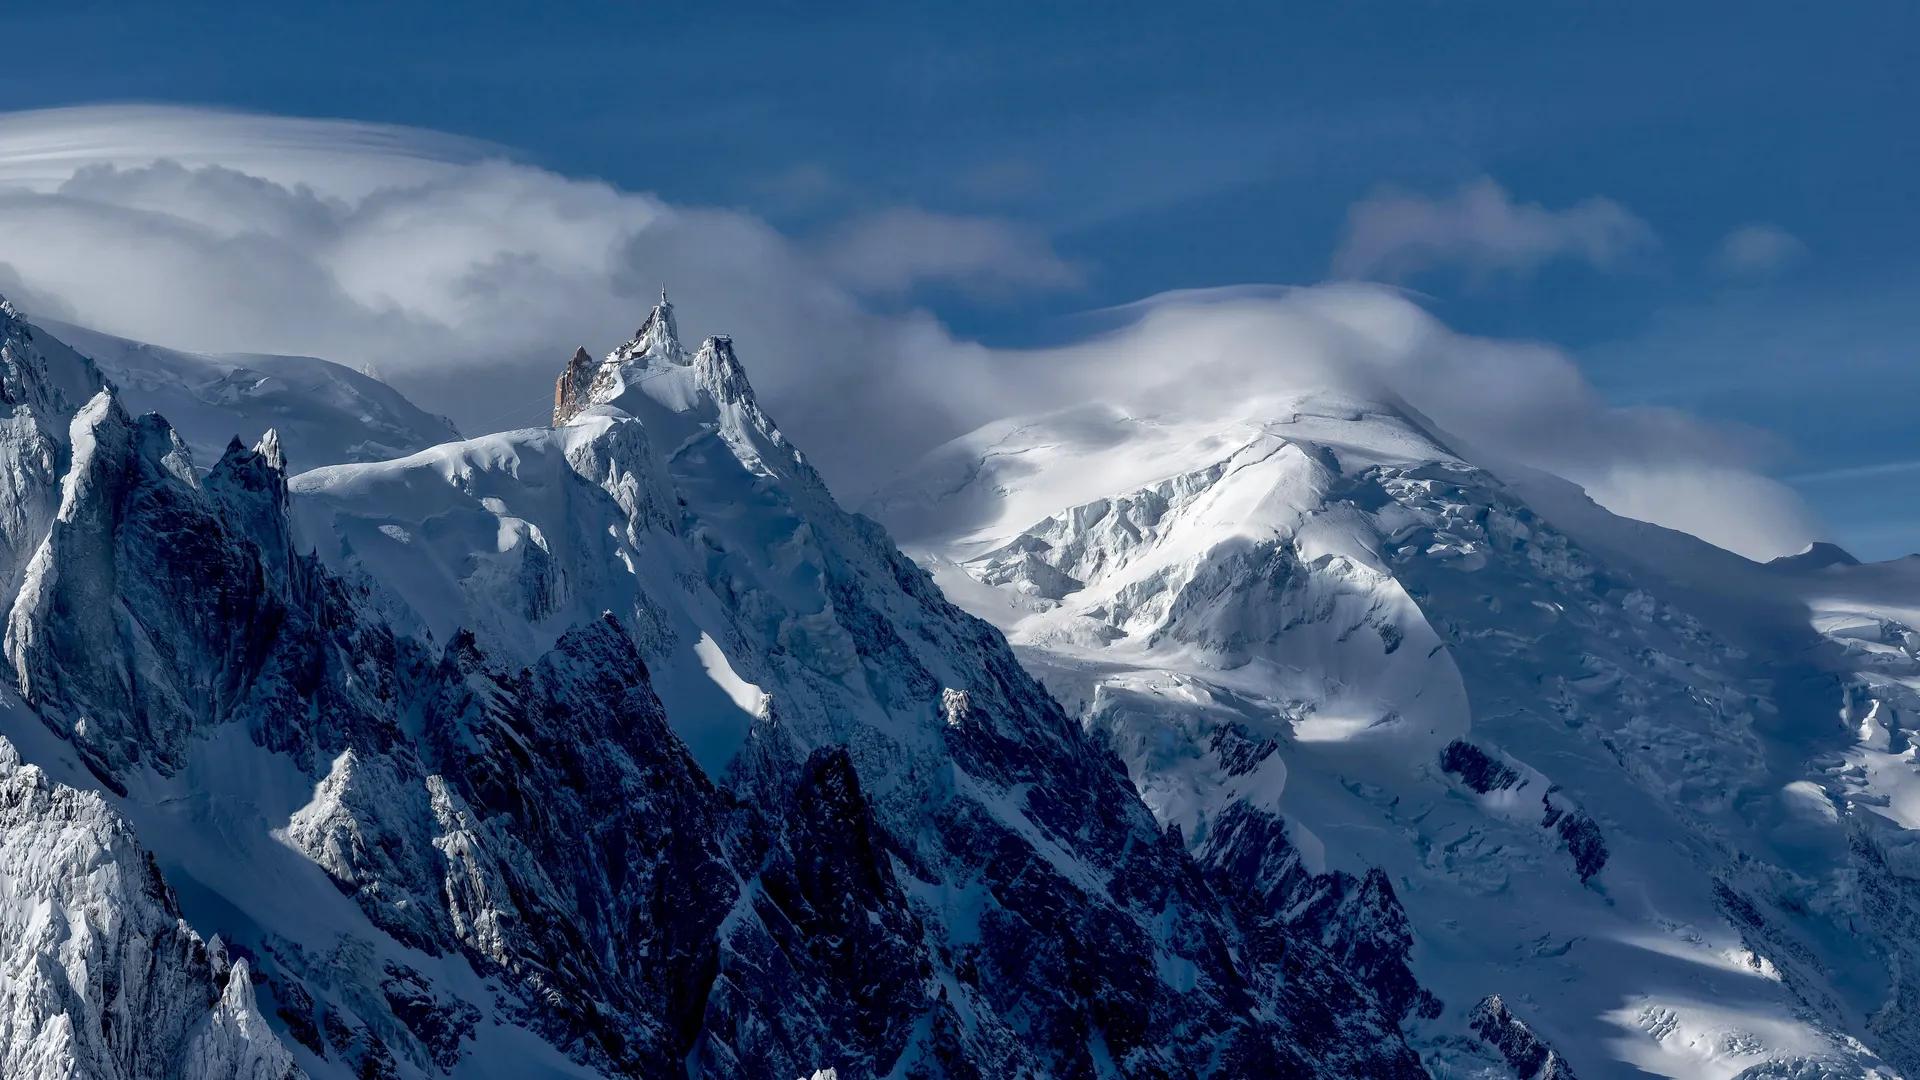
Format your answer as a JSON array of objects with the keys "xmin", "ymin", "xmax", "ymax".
[
  {"xmin": 0, "ymin": 294, "xmax": 1440, "ymax": 1078},
  {"xmin": 42, "ymin": 319, "xmax": 460, "ymax": 471},
  {"xmin": 869, "ymin": 392, "xmax": 1917, "ymax": 1079}
]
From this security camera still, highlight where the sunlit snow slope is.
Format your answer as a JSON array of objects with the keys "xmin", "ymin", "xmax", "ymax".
[{"xmin": 870, "ymin": 388, "xmax": 1919, "ymax": 1080}]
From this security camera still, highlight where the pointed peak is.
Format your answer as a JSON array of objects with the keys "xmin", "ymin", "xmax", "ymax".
[
  {"xmin": 553, "ymin": 344, "xmax": 601, "ymax": 426},
  {"xmin": 254, "ymin": 428, "xmax": 286, "ymax": 471},
  {"xmin": 1767, "ymin": 540, "xmax": 1860, "ymax": 571},
  {"xmin": 634, "ymin": 289, "xmax": 684, "ymax": 363},
  {"xmin": 693, "ymin": 335, "xmax": 753, "ymax": 403}
]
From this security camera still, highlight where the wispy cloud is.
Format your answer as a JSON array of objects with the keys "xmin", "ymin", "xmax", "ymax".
[
  {"xmin": 1786, "ymin": 458, "xmax": 1920, "ymax": 485},
  {"xmin": 818, "ymin": 207, "xmax": 1083, "ymax": 299},
  {"xmin": 1332, "ymin": 177, "xmax": 1656, "ymax": 282},
  {"xmin": 1711, "ymin": 222, "xmax": 1806, "ymax": 278},
  {"xmin": 0, "ymin": 104, "xmax": 494, "ymax": 195}
]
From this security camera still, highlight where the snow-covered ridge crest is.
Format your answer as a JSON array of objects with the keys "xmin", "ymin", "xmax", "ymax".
[{"xmin": 40, "ymin": 318, "xmax": 461, "ymax": 473}]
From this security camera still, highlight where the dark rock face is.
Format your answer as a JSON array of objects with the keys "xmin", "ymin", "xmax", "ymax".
[
  {"xmin": 553, "ymin": 346, "xmax": 597, "ymax": 426},
  {"xmin": 7, "ymin": 397, "xmax": 402, "ymax": 787},
  {"xmin": 1210, "ymin": 722, "xmax": 1280, "ymax": 777},
  {"xmin": 1540, "ymin": 790, "xmax": 1608, "ymax": 883},
  {"xmin": 1470, "ymin": 995, "xmax": 1579, "ymax": 1080},
  {"xmin": 1199, "ymin": 803, "xmax": 1441, "ymax": 1048},
  {"xmin": 413, "ymin": 615, "xmax": 739, "ymax": 1074},
  {"xmin": 694, "ymin": 742, "xmax": 933, "ymax": 1079},
  {"xmin": 1441, "ymin": 739, "xmax": 1607, "ymax": 883},
  {"xmin": 1440, "ymin": 739, "xmax": 1521, "ymax": 793},
  {"xmin": 380, "ymin": 964, "xmax": 479, "ymax": 1070}
]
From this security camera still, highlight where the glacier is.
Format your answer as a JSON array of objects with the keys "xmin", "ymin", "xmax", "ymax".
[{"xmin": 868, "ymin": 385, "xmax": 1920, "ymax": 1079}]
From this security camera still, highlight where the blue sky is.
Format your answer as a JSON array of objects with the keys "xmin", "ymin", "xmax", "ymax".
[{"xmin": 4, "ymin": 2, "xmax": 1918, "ymax": 556}]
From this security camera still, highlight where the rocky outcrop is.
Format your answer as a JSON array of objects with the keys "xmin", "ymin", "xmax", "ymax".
[
  {"xmin": 0, "ymin": 735, "xmax": 301, "ymax": 1080},
  {"xmin": 1470, "ymin": 995, "xmax": 1578, "ymax": 1080},
  {"xmin": 552, "ymin": 346, "xmax": 596, "ymax": 426},
  {"xmin": 0, "ymin": 297, "xmax": 103, "ymax": 613},
  {"xmin": 413, "ymin": 615, "xmax": 738, "ymax": 1072},
  {"xmin": 1199, "ymin": 803, "xmax": 1439, "ymax": 1040},
  {"xmin": 5, "ymin": 392, "xmax": 402, "ymax": 785}
]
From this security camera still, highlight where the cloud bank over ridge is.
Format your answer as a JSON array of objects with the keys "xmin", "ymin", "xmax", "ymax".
[{"xmin": 0, "ymin": 105, "xmax": 1816, "ymax": 559}]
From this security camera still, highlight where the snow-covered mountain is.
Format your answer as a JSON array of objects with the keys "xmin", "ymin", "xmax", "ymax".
[
  {"xmin": 42, "ymin": 319, "xmax": 460, "ymax": 472},
  {"xmin": 4, "ymin": 279, "xmax": 1917, "ymax": 1078},
  {"xmin": 867, "ymin": 389, "xmax": 1920, "ymax": 1078},
  {"xmin": 0, "ymin": 293, "xmax": 1448, "ymax": 1078}
]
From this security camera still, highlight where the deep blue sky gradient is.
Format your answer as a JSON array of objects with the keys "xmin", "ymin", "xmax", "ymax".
[{"xmin": 5, "ymin": 1, "xmax": 1918, "ymax": 554}]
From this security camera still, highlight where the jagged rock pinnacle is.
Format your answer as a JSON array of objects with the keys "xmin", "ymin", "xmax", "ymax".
[
  {"xmin": 552, "ymin": 345, "xmax": 597, "ymax": 426},
  {"xmin": 635, "ymin": 290, "xmax": 682, "ymax": 362},
  {"xmin": 255, "ymin": 427, "xmax": 286, "ymax": 472},
  {"xmin": 553, "ymin": 290, "xmax": 699, "ymax": 426}
]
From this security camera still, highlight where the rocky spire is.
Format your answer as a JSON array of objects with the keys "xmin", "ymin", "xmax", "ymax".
[
  {"xmin": 634, "ymin": 287, "xmax": 683, "ymax": 363},
  {"xmin": 552, "ymin": 345, "xmax": 597, "ymax": 426}
]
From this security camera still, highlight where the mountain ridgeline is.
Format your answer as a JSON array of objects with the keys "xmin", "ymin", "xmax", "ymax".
[
  {"xmin": 0, "ymin": 293, "xmax": 1438, "ymax": 1080},
  {"xmin": 5, "ymin": 286, "xmax": 1919, "ymax": 1079}
]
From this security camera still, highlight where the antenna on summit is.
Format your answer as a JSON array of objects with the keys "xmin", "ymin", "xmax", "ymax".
[{"xmin": 660, "ymin": 286, "xmax": 669, "ymax": 305}]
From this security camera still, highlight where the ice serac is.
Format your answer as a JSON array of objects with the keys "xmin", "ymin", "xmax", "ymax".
[
  {"xmin": 871, "ymin": 388, "xmax": 1920, "ymax": 1078},
  {"xmin": 0, "ymin": 734, "xmax": 300, "ymax": 1080}
]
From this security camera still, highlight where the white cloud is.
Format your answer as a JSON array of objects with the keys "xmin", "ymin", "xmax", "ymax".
[
  {"xmin": 0, "ymin": 106, "xmax": 1813, "ymax": 559},
  {"xmin": 0, "ymin": 105, "xmax": 492, "ymax": 196},
  {"xmin": 819, "ymin": 207, "xmax": 1082, "ymax": 298},
  {"xmin": 0, "ymin": 107, "xmax": 991, "ymax": 466},
  {"xmin": 1712, "ymin": 223, "xmax": 1805, "ymax": 278},
  {"xmin": 1332, "ymin": 177, "xmax": 1656, "ymax": 282},
  {"xmin": 959, "ymin": 286, "xmax": 1815, "ymax": 559},
  {"xmin": 1584, "ymin": 464, "xmax": 1817, "ymax": 559}
]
